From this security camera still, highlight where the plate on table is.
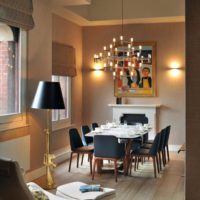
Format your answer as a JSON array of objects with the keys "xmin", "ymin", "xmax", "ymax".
[
  {"xmin": 92, "ymin": 130, "xmax": 102, "ymax": 133},
  {"xmin": 128, "ymin": 130, "xmax": 141, "ymax": 136}
]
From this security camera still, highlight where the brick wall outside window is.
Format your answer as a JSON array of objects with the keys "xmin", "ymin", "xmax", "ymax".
[{"xmin": 0, "ymin": 41, "xmax": 19, "ymax": 115}]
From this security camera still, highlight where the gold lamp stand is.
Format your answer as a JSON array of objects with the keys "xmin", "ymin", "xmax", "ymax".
[
  {"xmin": 31, "ymin": 81, "xmax": 65, "ymax": 190},
  {"xmin": 43, "ymin": 109, "xmax": 56, "ymax": 190}
]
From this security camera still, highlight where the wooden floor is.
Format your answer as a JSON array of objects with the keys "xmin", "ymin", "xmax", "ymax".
[{"xmin": 35, "ymin": 152, "xmax": 185, "ymax": 200}]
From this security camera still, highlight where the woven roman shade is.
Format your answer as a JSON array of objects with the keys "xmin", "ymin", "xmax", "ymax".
[
  {"xmin": 52, "ymin": 42, "xmax": 77, "ymax": 77},
  {"xmin": 0, "ymin": 0, "xmax": 34, "ymax": 30}
]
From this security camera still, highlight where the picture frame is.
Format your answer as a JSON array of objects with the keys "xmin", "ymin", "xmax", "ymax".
[{"xmin": 114, "ymin": 41, "xmax": 156, "ymax": 97}]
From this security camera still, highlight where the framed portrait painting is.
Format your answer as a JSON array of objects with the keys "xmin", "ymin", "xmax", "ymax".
[{"xmin": 114, "ymin": 41, "xmax": 156, "ymax": 97}]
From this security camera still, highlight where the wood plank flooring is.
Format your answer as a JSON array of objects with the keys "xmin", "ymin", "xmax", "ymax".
[{"xmin": 34, "ymin": 152, "xmax": 185, "ymax": 200}]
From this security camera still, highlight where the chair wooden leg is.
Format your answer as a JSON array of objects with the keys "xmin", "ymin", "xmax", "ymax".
[
  {"xmin": 114, "ymin": 160, "xmax": 117, "ymax": 182},
  {"xmin": 92, "ymin": 158, "xmax": 97, "ymax": 180},
  {"xmin": 141, "ymin": 157, "xmax": 144, "ymax": 165},
  {"xmin": 134, "ymin": 156, "xmax": 137, "ymax": 171},
  {"xmin": 129, "ymin": 155, "xmax": 133, "ymax": 175},
  {"xmin": 162, "ymin": 150, "xmax": 166, "ymax": 166},
  {"xmin": 152, "ymin": 156, "xmax": 157, "ymax": 178},
  {"xmin": 155, "ymin": 154, "xmax": 160, "ymax": 173},
  {"xmin": 136, "ymin": 156, "xmax": 139, "ymax": 169},
  {"xmin": 68, "ymin": 152, "xmax": 73, "ymax": 172},
  {"xmin": 81, "ymin": 154, "xmax": 84, "ymax": 165},
  {"xmin": 158, "ymin": 151, "xmax": 162, "ymax": 171},
  {"xmin": 77, "ymin": 153, "xmax": 79, "ymax": 168},
  {"xmin": 89, "ymin": 154, "xmax": 93, "ymax": 174},
  {"xmin": 166, "ymin": 145, "xmax": 170, "ymax": 162},
  {"xmin": 163, "ymin": 148, "xmax": 167, "ymax": 164}
]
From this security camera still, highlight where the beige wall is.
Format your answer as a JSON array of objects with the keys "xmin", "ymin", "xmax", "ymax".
[
  {"xmin": 51, "ymin": 14, "xmax": 83, "ymax": 152},
  {"xmin": 28, "ymin": 2, "xmax": 83, "ymax": 169},
  {"xmin": 82, "ymin": 23, "xmax": 185, "ymax": 145},
  {"xmin": 27, "ymin": 0, "xmax": 52, "ymax": 171}
]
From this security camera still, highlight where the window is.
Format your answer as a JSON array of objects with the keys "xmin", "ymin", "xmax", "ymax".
[
  {"xmin": 0, "ymin": 23, "xmax": 27, "ymax": 131},
  {"xmin": 52, "ymin": 75, "xmax": 71, "ymax": 130}
]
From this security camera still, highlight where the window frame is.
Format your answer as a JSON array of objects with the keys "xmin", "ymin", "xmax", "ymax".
[
  {"xmin": 52, "ymin": 76, "xmax": 71, "ymax": 131},
  {"xmin": 0, "ymin": 29, "xmax": 27, "ymax": 132}
]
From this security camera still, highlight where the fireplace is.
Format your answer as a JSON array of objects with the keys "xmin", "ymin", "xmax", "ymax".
[
  {"xmin": 120, "ymin": 113, "xmax": 148, "ymax": 125},
  {"xmin": 108, "ymin": 104, "xmax": 160, "ymax": 139}
]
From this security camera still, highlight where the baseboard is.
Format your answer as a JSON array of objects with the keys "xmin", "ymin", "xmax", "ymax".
[
  {"xmin": 54, "ymin": 147, "xmax": 71, "ymax": 164},
  {"xmin": 169, "ymin": 145, "xmax": 181, "ymax": 152},
  {"xmin": 24, "ymin": 166, "xmax": 46, "ymax": 182}
]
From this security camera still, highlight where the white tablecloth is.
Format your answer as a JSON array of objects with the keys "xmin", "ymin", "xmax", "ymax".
[{"xmin": 86, "ymin": 125, "xmax": 149, "ymax": 139}]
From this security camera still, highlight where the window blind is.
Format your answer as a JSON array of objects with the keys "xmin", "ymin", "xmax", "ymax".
[
  {"xmin": 52, "ymin": 42, "xmax": 77, "ymax": 77},
  {"xmin": 0, "ymin": 0, "xmax": 34, "ymax": 30}
]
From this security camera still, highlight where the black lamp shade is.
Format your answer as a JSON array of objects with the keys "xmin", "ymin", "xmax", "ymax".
[{"xmin": 31, "ymin": 81, "xmax": 65, "ymax": 109}]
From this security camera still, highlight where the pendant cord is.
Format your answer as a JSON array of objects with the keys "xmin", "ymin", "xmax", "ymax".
[
  {"xmin": 122, "ymin": 0, "xmax": 124, "ymax": 70},
  {"xmin": 121, "ymin": 0, "xmax": 124, "ymax": 37}
]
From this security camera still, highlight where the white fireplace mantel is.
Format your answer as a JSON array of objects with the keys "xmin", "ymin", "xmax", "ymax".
[
  {"xmin": 108, "ymin": 104, "xmax": 160, "ymax": 108},
  {"xmin": 108, "ymin": 104, "xmax": 161, "ymax": 139}
]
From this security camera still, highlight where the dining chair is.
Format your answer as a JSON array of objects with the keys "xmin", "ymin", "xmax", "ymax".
[
  {"xmin": 159, "ymin": 128, "xmax": 167, "ymax": 168},
  {"xmin": 91, "ymin": 122, "xmax": 99, "ymax": 131},
  {"xmin": 68, "ymin": 128, "xmax": 93, "ymax": 174},
  {"xmin": 81, "ymin": 125, "xmax": 93, "ymax": 146},
  {"xmin": 92, "ymin": 135, "xmax": 125, "ymax": 182},
  {"xmin": 81, "ymin": 125, "xmax": 94, "ymax": 165},
  {"xmin": 130, "ymin": 132, "xmax": 161, "ymax": 178},
  {"xmin": 141, "ymin": 129, "xmax": 166, "ymax": 171},
  {"xmin": 154, "ymin": 129, "xmax": 165, "ymax": 171},
  {"xmin": 163, "ymin": 125, "xmax": 171, "ymax": 163}
]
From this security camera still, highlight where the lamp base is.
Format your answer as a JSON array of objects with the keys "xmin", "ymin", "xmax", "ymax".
[
  {"xmin": 43, "ymin": 153, "xmax": 57, "ymax": 190},
  {"xmin": 45, "ymin": 183, "xmax": 57, "ymax": 190}
]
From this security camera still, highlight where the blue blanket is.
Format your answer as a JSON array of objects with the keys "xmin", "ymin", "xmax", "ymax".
[{"xmin": 79, "ymin": 184, "xmax": 101, "ymax": 193}]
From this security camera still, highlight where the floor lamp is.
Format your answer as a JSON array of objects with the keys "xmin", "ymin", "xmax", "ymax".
[{"xmin": 31, "ymin": 81, "xmax": 65, "ymax": 189}]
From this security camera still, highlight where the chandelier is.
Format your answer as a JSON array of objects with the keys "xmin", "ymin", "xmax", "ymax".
[{"xmin": 93, "ymin": 0, "xmax": 152, "ymax": 79}]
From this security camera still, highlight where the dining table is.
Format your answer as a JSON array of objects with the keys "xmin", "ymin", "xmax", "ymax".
[{"xmin": 86, "ymin": 123, "xmax": 151, "ymax": 175}]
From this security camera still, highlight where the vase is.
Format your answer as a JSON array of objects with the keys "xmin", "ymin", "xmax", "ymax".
[{"xmin": 116, "ymin": 97, "xmax": 122, "ymax": 104}]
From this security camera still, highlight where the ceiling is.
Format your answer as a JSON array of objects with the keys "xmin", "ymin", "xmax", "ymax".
[{"xmin": 51, "ymin": 0, "xmax": 185, "ymax": 26}]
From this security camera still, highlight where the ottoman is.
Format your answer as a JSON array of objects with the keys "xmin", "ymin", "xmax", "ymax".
[{"xmin": 56, "ymin": 182, "xmax": 115, "ymax": 200}]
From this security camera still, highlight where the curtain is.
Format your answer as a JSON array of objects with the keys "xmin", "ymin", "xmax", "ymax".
[
  {"xmin": 52, "ymin": 42, "xmax": 77, "ymax": 77},
  {"xmin": 0, "ymin": 0, "xmax": 34, "ymax": 30}
]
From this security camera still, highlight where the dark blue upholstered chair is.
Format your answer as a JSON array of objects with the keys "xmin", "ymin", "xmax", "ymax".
[
  {"xmin": 92, "ymin": 135, "xmax": 125, "ymax": 182},
  {"xmin": 146, "ymin": 126, "xmax": 171, "ymax": 166},
  {"xmin": 130, "ymin": 132, "xmax": 161, "ymax": 178},
  {"xmin": 158, "ymin": 129, "xmax": 167, "ymax": 169},
  {"xmin": 141, "ymin": 128, "xmax": 166, "ymax": 171},
  {"xmin": 163, "ymin": 125, "xmax": 171, "ymax": 162},
  {"xmin": 81, "ymin": 125, "xmax": 93, "ymax": 146},
  {"xmin": 91, "ymin": 122, "xmax": 99, "ymax": 131},
  {"xmin": 68, "ymin": 128, "xmax": 93, "ymax": 174}
]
